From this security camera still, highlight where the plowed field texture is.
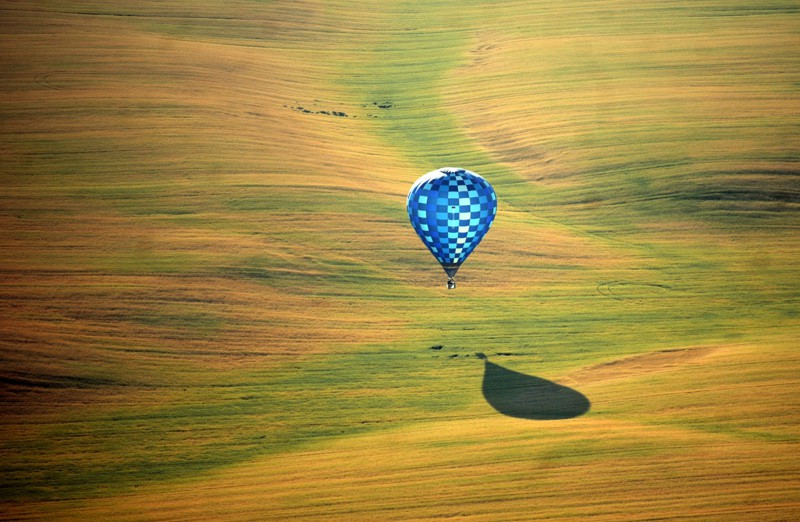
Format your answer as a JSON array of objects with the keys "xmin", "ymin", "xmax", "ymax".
[{"xmin": 2, "ymin": 1, "xmax": 799, "ymax": 520}]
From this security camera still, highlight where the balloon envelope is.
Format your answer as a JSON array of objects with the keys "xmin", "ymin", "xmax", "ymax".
[{"xmin": 407, "ymin": 167, "xmax": 497, "ymax": 284}]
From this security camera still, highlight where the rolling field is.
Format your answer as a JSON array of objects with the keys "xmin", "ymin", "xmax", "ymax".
[{"xmin": 2, "ymin": 1, "xmax": 799, "ymax": 520}]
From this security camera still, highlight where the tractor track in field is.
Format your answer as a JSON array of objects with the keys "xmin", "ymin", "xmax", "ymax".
[{"xmin": 597, "ymin": 281, "xmax": 672, "ymax": 300}]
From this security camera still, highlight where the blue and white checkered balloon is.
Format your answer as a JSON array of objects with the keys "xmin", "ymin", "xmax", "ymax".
[{"xmin": 407, "ymin": 168, "xmax": 497, "ymax": 288}]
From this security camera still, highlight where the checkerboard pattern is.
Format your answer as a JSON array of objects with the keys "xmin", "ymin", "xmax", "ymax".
[{"xmin": 407, "ymin": 167, "xmax": 497, "ymax": 269}]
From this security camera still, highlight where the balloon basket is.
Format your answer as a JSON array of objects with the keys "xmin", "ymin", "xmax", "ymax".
[{"xmin": 447, "ymin": 278, "xmax": 456, "ymax": 290}]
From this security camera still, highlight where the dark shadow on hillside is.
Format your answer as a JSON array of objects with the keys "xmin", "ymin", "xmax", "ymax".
[{"xmin": 477, "ymin": 353, "xmax": 590, "ymax": 420}]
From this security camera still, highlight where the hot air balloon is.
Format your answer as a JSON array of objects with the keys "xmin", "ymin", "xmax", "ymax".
[{"xmin": 407, "ymin": 167, "xmax": 497, "ymax": 289}]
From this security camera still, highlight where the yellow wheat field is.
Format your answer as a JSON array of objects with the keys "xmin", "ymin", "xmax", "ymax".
[{"xmin": 1, "ymin": 1, "xmax": 799, "ymax": 520}]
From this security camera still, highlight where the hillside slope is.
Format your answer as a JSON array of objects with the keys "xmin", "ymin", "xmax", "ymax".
[{"xmin": 1, "ymin": 1, "xmax": 799, "ymax": 520}]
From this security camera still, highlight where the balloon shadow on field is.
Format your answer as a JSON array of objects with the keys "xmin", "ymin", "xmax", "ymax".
[{"xmin": 476, "ymin": 353, "xmax": 590, "ymax": 420}]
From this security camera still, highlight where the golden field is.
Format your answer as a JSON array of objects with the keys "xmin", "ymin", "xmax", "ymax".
[{"xmin": 1, "ymin": 1, "xmax": 799, "ymax": 520}]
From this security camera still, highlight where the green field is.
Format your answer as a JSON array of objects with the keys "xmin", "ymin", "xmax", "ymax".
[{"xmin": 2, "ymin": 1, "xmax": 799, "ymax": 520}]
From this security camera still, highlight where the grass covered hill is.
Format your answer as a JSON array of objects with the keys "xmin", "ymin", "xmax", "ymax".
[{"xmin": 1, "ymin": 1, "xmax": 799, "ymax": 520}]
